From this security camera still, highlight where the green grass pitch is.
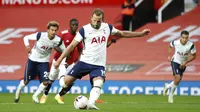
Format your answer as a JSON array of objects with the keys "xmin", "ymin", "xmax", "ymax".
[{"xmin": 0, "ymin": 93, "xmax": 200, "ymax": 112}]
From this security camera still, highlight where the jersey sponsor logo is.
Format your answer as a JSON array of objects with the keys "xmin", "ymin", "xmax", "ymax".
[
  {"xmin": 91, "ymin": 36, "xmax": 106, "ymax": 44},
  {"xmin": 40, "ymin": 46, "xmax": 52, "ymax": 51},
  {"xmin": 177, "ymin": 52, "xmax": 188, "ymax": 56}
]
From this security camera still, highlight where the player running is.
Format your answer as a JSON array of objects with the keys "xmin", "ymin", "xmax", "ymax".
[
  {"xmin": 163, "ymin": 30, "xmax": 196, "ymax": 103},
  {"xmin": 54, "ymin": 8, "xmax": 150, "ymax": 110},
  {"xmin": 14, "ymin": 21, "xmax": 65, "ymax": 104}
]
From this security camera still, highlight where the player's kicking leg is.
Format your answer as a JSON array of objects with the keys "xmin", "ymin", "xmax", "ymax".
[{"xmin": 87, "ymin": 79, "xmax": 103, "ymax": 110}]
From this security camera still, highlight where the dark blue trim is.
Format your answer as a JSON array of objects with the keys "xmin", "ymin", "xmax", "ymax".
[
  {"xmin": 79, "ymin": 27, "xmax": 85, "ymax": 48},
  {"xmin": 79, "ymin": 27, "xmax": 85, "ymax": 38},
  {"xmin": 57, "ymin": 38, "xmax": 63, "ymax": 47},
  {"xmin": 108, "ymin": 24, "xmax": 113, "ymax": 35},
  {"xmin": 36, "ymin": 32, "xmax": 41, "ymax": 41},
  {"xmin": 172, "ymin": 40, "xmax": 175, "ymax": 47},
  {"xmin": 190, "ymin": 44, "xmax": 194, "ymax": 50}
]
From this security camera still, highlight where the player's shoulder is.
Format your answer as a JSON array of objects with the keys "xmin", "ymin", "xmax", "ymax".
[
  {"xmin": 172, "ymin": 39, "xmax": 180, "ymax": 45},
  {"xmin": 187, "ymin": 40, "xmax": 195, "ymax": 46},
  {"xmin": 54, "ymin": 35, "xmax": 62, "ymax": 42},
  {"xmin": 82, "ymin": 23, "xmax": 91, "ymax": 29},
  {"xmin": 38, "ymin": 32, "xmax": 48, "ymax": 39}
]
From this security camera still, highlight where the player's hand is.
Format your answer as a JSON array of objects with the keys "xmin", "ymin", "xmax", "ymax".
[
  {"xmin": 142, "ymin": 29, "xmax": 151, "ymax": 36},
  {"xmin": 168, "ymin": 56, "xmax": 171, "ymax": 62},
  {"xmin": 26, "ymin": 45, "xmax": 32, "ymax": 54},
  {"xmin": 54, "ymin": 60, "xmax": 61, "ymax": 69},
  {"xmin": 179, "ymin": 63, "xmax": 186, "ymax": 69}
]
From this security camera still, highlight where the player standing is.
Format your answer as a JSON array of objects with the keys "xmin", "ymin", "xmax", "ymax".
[
  {"xmin": 54, "ymin": 8, "xmax": 150, "ymax": 109},
  {"xmin": 163, "ymin": 30, "xmax": 196, "ymax": 103},
  {"xmin": 14, "ymin": 21, "xmax": 65, "ymax": 103},
  {"xmin": 40, "ymin": 19, "xmax": 83, "ymax": 104}
]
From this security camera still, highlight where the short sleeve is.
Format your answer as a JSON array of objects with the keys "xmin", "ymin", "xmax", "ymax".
[
  {"xmin": 190, "ymin": 44, "xmax": 196, "ymax": 54},
  {"xmin": 74, "ymin": 27, "xmax": 84, "ymax": 42},
  {"xmin": 108, "ymin": 24, "xmax": 119, "ymax": 36},
  {"xmin": 170, "ymin": 40, "xmax": 175, "ymax": 47}
]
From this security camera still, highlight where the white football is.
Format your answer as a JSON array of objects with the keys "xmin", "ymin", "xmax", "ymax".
[{"xmin": 74, "ymin": 95, "xmax": 88, "ymax": 109}]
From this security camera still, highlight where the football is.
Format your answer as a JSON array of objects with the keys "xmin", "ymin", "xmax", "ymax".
[{"xmin": 74, "ymin": 95, "xmax": 89, "ymax": 109}]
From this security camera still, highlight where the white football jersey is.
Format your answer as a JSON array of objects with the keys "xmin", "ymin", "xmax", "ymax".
[
  {"xmin": 74, "ymin": 23, "xmax": 118, "ymax": 67},
  {"xmin": 23, "ymin": 32, "xmax": 65, "ymax": 62},
  {"xmin": 170, "ymin": 39, "xmax": 196, "ymax": 64}
]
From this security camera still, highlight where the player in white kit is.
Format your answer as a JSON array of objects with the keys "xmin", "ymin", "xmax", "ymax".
[
  {"xmin": 14, "ymin": 21, "xmax": 65, "ymax": 104},
  {"xmin": 163, "ymin": 30, "xmax": 196, "ymax": 103},
  {"xmin": 54, "ymin": 8, "xmax": 151, "ymax": 110}
]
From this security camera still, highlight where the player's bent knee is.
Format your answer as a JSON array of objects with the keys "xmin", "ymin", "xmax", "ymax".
[
  {"xmin": 43, "ymin": 81, "xmax": 49, "ymax": 86},
  {"xmin": 93, "ymin": 79, "xmax": 104, "ymax": 88},
  {"xmin": 24, "ymin": 81, "xmax": 29, "ymax": 85}
]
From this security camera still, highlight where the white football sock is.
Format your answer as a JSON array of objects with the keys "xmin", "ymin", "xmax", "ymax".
[
  {"xmin": 15, "ymin": 80, "xmax": 26, "ymax": 98},
  {"xmin": 88, "ymin": 80, "xmax": 103, "ymax": 104},
  {"xmin": 33, "ymin": 83, "xmax": 47, "ymax": 97},
  {"xmin": 170, "ymin": 83, "xmax": 177, "ymax": 95},
  {"xmin": 88, "ymin": 87, "xmax": 101, "ymax": 104},
  {"xmin": 166, "ymin": 81, "xmax": 174, "ymax": 89},
  {"xmin": 59, "ymin": 76, "xmax": 67, "ymax": 88}
]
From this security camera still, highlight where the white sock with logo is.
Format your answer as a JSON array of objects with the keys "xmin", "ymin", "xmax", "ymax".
[
  {"xmin": 88, "ymin": 80, "xmax": 103, "ymax": 104},
  {"xmin": 166, "ymin": 81, "xmax": 174, "ymax": 89},
  {"xmin": 33, "ymin": 83, "xmax": 47, "ymax": 97},
  {"xmin": 170, "ymin": 83, "xmax": 177, "ymax": 95},
  {"xmin": 15, "ymin": 80, "xmax": 26, "ymax": 99}
]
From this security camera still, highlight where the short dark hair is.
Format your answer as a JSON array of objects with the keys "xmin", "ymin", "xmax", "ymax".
[
  {"xmin": 69, "ymin": 18, "xmax": 78, "ymax": 24},
  {"xmin": 47, "ymin": 21, "xmax": 59, "ymax": 30},
  {"xmin": 92, "ymin": 8, "xmax": 104, "ymax": 18},
  {"xmin": 181, "ymin": 30, "xmax": 189, "ymax": 36}
]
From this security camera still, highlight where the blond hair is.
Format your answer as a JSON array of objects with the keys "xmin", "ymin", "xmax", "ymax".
[{"xmin": 47, "ymin": 21, "xmax": 59, "ymax": 30}]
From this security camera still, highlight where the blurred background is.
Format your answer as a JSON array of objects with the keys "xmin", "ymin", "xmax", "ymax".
[{"xmin": 0, "ymin": 0, "xmax": 200, "ymax": 95}]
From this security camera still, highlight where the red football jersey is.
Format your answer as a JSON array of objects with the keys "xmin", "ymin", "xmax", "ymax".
[{"xmin": 54, "ymin": 30, "xmax": 83, "ymax": 65}]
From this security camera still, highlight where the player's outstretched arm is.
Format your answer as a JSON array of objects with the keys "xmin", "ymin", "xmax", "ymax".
[
  {"xmin": 54, "ymin": 39, "xmax": 79, "ymax": 68},
  {"xmin": 114, "ymin": 29, "xmax": 151, "ymax": 38}
]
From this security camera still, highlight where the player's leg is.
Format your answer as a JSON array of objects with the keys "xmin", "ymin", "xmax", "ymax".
[
  {"xmin": 14, "ymin": 59, "xmax": 37, "ymax": 103},
  {"xmin": 57, "ymin": 61, "xmax": 89, "ymax": 104},
  {"xmin": 163, "ymin": 61, "xmax": 178, "ymax": 95},
  {"xmin": 90, "ymin": 81, "xmax": 104, "ymax": 103},
  {"xmin": 168, "ymin": 62, "xmax": 185, "ymax": 103},
  {"xmin": 87, "ymin": 65, "xmax": 105, "ymax": 110},
  {"xmin": 32, "ymin": 62, "xmax": 50, "ymax": 104},
  {"xmin": 55, "ymin": 63, "xmax": 75, "ymax": 104},
  {"xmin": 40, "ymin": 59, "xmax": 59, "ymax": 104}
]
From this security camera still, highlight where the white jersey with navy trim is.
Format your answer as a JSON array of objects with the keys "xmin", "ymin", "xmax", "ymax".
[
  {"xmin": 23, "ymin": 32, "xmax": 65, "ymax": 62},
  {"xmin": 74, "ymin": 23, "xmax": 118, "ymax": 67},
  {"xmin": 170, "ymin": 39, "xmax": 196, "ymax": 64}
]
